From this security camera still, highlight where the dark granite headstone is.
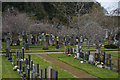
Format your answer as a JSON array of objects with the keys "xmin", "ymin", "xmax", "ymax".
[
  {"xmin": 43, "ymin": 67, "xmax": 47, "ymax": 79},
  {"xmin": 95, "ymin": 53, "xmax": 99, "ymax": 62},
  {"xmin": 28, "ymin": 68, "xmax": 30, "ymax": 80},
  {"xmin": 28, "ymin": 54, "xmax": 31, "ymax": 68},
  {"xmin": 36, "ymin": 63, "xmax": 39, "ymax": 76}
]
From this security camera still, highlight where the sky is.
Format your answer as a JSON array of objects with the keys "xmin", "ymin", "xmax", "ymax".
[{"xmin": 96, "ymin": 0, "xmax": 120, "ymax": 15}]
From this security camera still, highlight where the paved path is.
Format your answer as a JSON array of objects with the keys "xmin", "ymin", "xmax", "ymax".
[{"xmin": 39, "ymin": 54, "xmax": 101, "ymax": 79}]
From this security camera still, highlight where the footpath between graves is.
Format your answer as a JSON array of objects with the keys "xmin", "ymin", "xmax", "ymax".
[{"xmin": 38, "ymin": 54, "xmax": 101, "ymax": 79}]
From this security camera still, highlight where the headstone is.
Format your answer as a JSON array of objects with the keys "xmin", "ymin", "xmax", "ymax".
[
  {"xmin": 42, "ymin": 42, "xmax": 48, "ymax": 50},
  {"xmin": 23, "ymin": 72, "xmax": 26, "ymax": 80},
  {"xmin": 25, "ymin": 43, "xmax": 29, "ymax": 50},
  {"xmin": 76, "ymin": 45, "xmax": 79, "ymax": 53},
  {"xmin": 19, "ymin": 61, "xmax": 21, "ymax": 71},
  {"xmin": 22, "ymin": 65, "xmax": 25, "ymax": 72},
  {"xmin": 33, "ymin": 64, "xmax": 35, "ymax": 72},
  {"xmin": 36, "ymin": 63, "xmax": 39, "ymax": 76},
  {"xmin": 43, "ymin": 67, "xmax": 47, "ymax": 79},
  {"xmin": 46, "ymin": 33, "xmax": 49, "ymax": 45},
  {"xmin": 106, "ymin": 54, "xmax": 112, "ymax": 69},
  {"xmin": 17, "ymin": 39, "xmax": 20, "ymax": 46},
  {"xmin": 77, "ymin": 53, "xmax": 79, "ymax": 59},
  {"xmin": 22, "ymin": 47, "xmax": 24, "ymax": 60},
  {"xmin": 28, "ymin": 54, "xmax": 31, "ymax": 68},
  {"xmin": 30, "ymin": 71, "xmax": 33, "ymax": 80},
  {"xmin": 28, "ymin": 68, "xmax": 30, "ymax": 79},
  {"xmin": 39, "ymin": 68, "xmax": 42, "ymax": 79},
  {"xmin": 30, "ymin": 60, "xmax": 33, "ymax": 70},
  {"xmin": 72, "ymin": 48, "xmax": 75, "ymax": 54},
  {"xmin": 89, "ymin": 54, "xmax": 94, "ymax": 63},
  {"xmin": 48, "ymin": 66, "xmax": 52, "ymax": 79},
  {"xmin": 95, "ymin": 53, "xmax": 99, "ymax": 62},
  {"xmin": 25, "ymin": 58, "xmax": 28, "ymax": 66},
  {"xmin": 85, "ymin": 53, "xmax": 89, "ymax": 62},
  {"xmin": 100, "ymin": 51, "xmax": 105, "ymax": 64},
  {"xmin": 22, "ymin": 40, "xmax": 25, "ymax": 47},
  {"xmin": 12, "ymin": 56, "xmax": 15, "ymax": 65},
  {"xmin": 80, "ymin": 52, "xmax": 84, "ymax": 60},
  {"xmin": 52, "ymin": 69, "xmax": 58, "ymax": 80}
]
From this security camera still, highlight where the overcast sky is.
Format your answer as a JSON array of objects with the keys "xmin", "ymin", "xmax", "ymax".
[{"xmin": 96, "ymin": 0, "xmax": 120, "ymax": 14}]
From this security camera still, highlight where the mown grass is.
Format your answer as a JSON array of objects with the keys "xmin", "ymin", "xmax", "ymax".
[
  {"xmin": 48, "ymin": 53, "xmax": 119, "ymax": 79},
  {"xmin": 2, "ymin": 54, "xmax": 76, "ymax": 79},
  {"xmin": 2, "ymin": 56, "xmax": 21, "ymax": 79}
]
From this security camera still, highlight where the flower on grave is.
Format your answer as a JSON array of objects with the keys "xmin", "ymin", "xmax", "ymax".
[
  {"xmin": 13, "ymin": 66, "xmax": 19, "ymax": 71},
  {"xmin": 24, "ymin": 58, "xmax": 26, "ymax": 61},
  {"xmin": 68, "ymin": 54, "xmax": 71, "ymax": 56}
]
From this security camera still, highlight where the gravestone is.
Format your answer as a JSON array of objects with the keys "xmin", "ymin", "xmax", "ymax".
[
  {"xmin": 36, "ymin": 63, "xmax": 39, "ymax": 76},
  {"xmin": 22, "ymin": 65, "xmax": 25, "ymax": 73},
  {"xmin": 12, "ymin": 56, "xmax": 15, "ymax": 65},
  {"xmin": 22, "ymin": 47, "xmax": 24, "ymax": 61},
  {"xmin": 28, "ymin": 68, "xmax": 30, "ymax": 79},
  {"xmin": 80, "ymin": 52, "xmax": 84, "ymax": 60},
  {"xmin": 85, "ymin": 53, "xmax": 89, "ymax": 63},
  {"xmin": 22, "ymin": 40, "xmax": 26, "ymax": 47},
  {"xmin": 89, "ymin": 54, "xmax": 94, "ymax": 64},
  {"xmin": 95, "ymin": 53, "xmax": 99, "ymax": 62},
  {"xmin": 33, "ymin": 64, "xmax": 35, "ymax": 73},
  {"xmin": 76, "ymin": 45, "xmax": 79, "ymax": 53},
  {"xmin": 25, "ymin": 43, "xmax": 29, "ymax": 50},
  {"xmin": 42, "ymin": 42, "xmax": 48, "ymax": 50},
  {"xmin": 77, "ymin": 53, "xmax": 79, "ymax": 59},
  {"xmin": 30, "ymin": 71, "xmax": 33, "ymax": 80},
  {"xmin": 43, "ymin": 67, "xmax": 47, "ymax": 79},
  {"xmin": 52, "ymin": 69, "xmax": 58, "ymax": 80},
  {"xmin": 113, "ymin": 58, "xmax": 119, "ymax": 72},
  {"xmin": 70, "ymin": 48, "xmax": 73, "ymax": 55},
  {"xmin": 72, "ymin": 48, "xmax": 75, "ymax": 54},
  {"xmin": 28, "ymin": 54, "xmax": 31, "ymax": 68},
  {"xmin": 46, "ymin": 34, "xmax": 49, "ymax": 45},
  {"xmin": 25, "ymin": 58, "xmax": 28, "ymax": 66},
  {"xmin": 100, "ymin": 51, "xmax": 105, "ymax": 64},
  {"xmin": 17, "ymin": 39, "xmax": 20, "ymax": 46},
  {"xmin": 48, "ymin": 66, "xmax": 52, "ymax": 79},
  {"xmin": 39, "ymin": 68, "xmax": 42, "ymax": 79},
  {"xmin": 19, "ymin": 61, "xmax": 22, "ymax": 72},
  {"xmin": 106, "ymin": 54, "xmax": 112, "ymax": 69},
  {"xmin": 30, "ymin": 60, "xmax": 33, "ymax": 70},
  {"xmin": 59, "ymin": 36, "xmax": 63, "ymax": 45},
  {"xmin": 56, "ymin": 38, "xmax": 59, "ymax": 49}
]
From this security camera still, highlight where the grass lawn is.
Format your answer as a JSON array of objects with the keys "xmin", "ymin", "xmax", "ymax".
[
  {"xmin": 0, "ymin": 55, "xmax": 2, "ymax": 80},
  {"xmin": 2, "ymin": 54, "xmax": 76, "ymax": 79},
  {"xmin": 48, "ymin": 53, "xmax": 119, "ymax": 79},
  {"xmin": 2, "ymin": 56, "xmax": 21, "ymax": 79}
]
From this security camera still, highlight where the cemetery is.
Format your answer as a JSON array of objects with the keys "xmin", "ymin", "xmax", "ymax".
[{"xmin": 1, "ymin": 1, "xmax": 120, "ymax": 80}]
